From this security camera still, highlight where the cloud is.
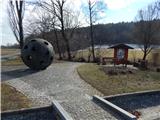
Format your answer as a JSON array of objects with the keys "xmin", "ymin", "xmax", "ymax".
[
  {"xmin": 0, "ymin": 0, "xmax": 18, "ymax": 45},
  {"xmin": 103, "ymin": 0, "xmax": 133, "ymax": 10},
  {"xmin": 103, "ymin": 0, "xmax": 150, "ymax": 10}
]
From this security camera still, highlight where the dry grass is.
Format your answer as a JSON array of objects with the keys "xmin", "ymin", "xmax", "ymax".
[
  {"xmin": 1, "ymin": 83, "xmax": 31, "ymax": 111},
  {"xmin": 77, "ymin": 63, "xmax": 160, "ymax": 96},
  {"xmin": 75, "ymin": 48, "xmax": 160, "ymax": 64},
  {"xmin": 1, "ymin": 48, "xmax": 19, "ymax": 56},
  {"xmin": 1, "ymin": 56, "xmax": 24, "ymax": 66},
  {"xmin": 1, "ymin": 56, "xmax": 63, "ymax": 66}
]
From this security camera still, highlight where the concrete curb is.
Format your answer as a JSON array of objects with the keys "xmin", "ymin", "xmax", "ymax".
[
  {"xmin": 1, "ymin": 105, "xmax": 53, "ymax": 116},
  {"xmin": 93, "ymin": 95, "xmax": 137, "ymax": 120},
  {"xmin": 1, "ymin": 101, "xmax": 73, "ymax": 120},
  {"xmin": 103, "ymin": 90, "xmax": 160, "ymax": 100},
  {"xmin": 52, "ymin": 100, "xmax": 73, "ymax": 120}
]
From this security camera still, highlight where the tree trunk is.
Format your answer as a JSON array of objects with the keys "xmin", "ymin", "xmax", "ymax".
[
  {"xmin": 89, "ymin": 1, "xmax": 95, "ymax": 62},
  {"xmin": 64, "ymin": 35, "xmax": 71, "ymax": 60},
  {"xmin": 19, "ymin": 22, "xmax": 23, "ymax": 49},
  {"xmin": 142, "ymin": 51, "xmax": 147, "ymax": 60},
  {"xmin": 61, "ymin": 26, "xmax": 71, "ymax": 60},
  {"xmin": 61, "ymin": 27, "xmax": 71, "ymax": 60},
  {"xmin": 18, "ymin": 1, "xmax": 24, "ymax": 49},
  {"xmin": 90, "ymin": 23, "xmax": 95, "ymax": 62},
  {"xmin": 54, "ymin": 30, "xmax": 62, "ymax": 60},
  {"xmin": 61, "ymin": 18, "xmax": 71, "ymax": 60},
  {"xmin": 60, "ymin": 5, "xmax": 71, "ymax": 61}
]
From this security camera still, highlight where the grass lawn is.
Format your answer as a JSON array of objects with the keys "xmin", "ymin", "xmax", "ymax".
[
  {"xmin": 1, "ymin": 83, "xmax": 31, "ymax": 111},
  {"xmin": 1, "ymin": 56, "xmax": 24, "ymax": 66},
  {"xmin": 77, "ymin": 63, "xmax": 160, "ymax": 96}
]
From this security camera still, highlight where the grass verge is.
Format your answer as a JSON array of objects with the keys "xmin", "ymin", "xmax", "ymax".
[
  {"xmin": 77, "ymin": 63, "xmax": 160, "ymax": 96},
  {"xmin": 1, "ymin": 83, "xmax": 31, "ymax": 111}
]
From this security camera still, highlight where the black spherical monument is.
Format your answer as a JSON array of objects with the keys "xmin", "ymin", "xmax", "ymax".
[{"xmin": 21, "ymin": 38, "xmax": 54, "ymax": 70}]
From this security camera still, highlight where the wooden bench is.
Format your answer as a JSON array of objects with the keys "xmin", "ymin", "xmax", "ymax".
[{"xmin": 101, "ymin": 57, "xmax": 114, "ymax": 65}]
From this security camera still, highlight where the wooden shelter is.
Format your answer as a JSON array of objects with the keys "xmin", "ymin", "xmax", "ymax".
[{"xmin": 109, "ymin": 44, "xmax": 134, "ymax": 65}]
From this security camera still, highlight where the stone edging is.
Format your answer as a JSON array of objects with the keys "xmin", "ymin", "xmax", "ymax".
[
  {"xmin": 93, "ymin": 95, "xmax": 137, "ymax": 120},
  {"xmin": 1, "ymin": 105, "xmax": 52, "ymax": 117},
  {"xmin": 1, "ymin": 100, "xmax": 73, "ymax": 120},
  {"xmin": 103, "ymin": 89, "xmax": 160, "ymax": 100},
  {"xmin": 52, "ymin": 100, "xmax": 73, "ymax": 120}
]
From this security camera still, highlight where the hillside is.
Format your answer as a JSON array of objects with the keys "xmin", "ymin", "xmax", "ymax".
[{"xmin": 24, "ymin": 21, "xmax": 160, "ymax": 52}]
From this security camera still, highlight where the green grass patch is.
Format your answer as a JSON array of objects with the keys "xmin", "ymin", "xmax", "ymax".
[
  {"xmin": 1, "ymin": 83, "xmax": 31, "ymax": 111},
  {"xmin": 77, "ymin": 63, "xmax": 160, "ymax": 95}
]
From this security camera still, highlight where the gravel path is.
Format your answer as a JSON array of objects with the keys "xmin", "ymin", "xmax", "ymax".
[
  {"xmin": 2, "ymin": 62, "xmax": 119, "ymax": 120},
  {"xmin": 138, "ymin": 105, "xmax": 160, "ymax": 120}
]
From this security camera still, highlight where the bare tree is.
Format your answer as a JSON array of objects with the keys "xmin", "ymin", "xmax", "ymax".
[
  {"xmin": 25, "ymin": 8, "xmax": 63, "ymax": 59},
  {"xmin": 37, "ymin": 0, "xmax": 80, "ymax": 60},
  {"xmin": 155, "ymin": 0, "xmax": 160, "ymax": 11},
  {"xmin": 8, "ymin": 0, "xmax": 25, "ymax": 49},
  {"xmin": 50, "ymin": 0, "xmax": 70, "ymax": 59},
  {"xmin": 87, "ymin": 0, "xmax": 107, "ymax": 62},
  {"xmin": 88, "ymin": 0, "xmax": 96, "ymax": 62},
  {"xmin": 134, "ymin": 1, "xmax": 160, "ymax": 60},
  {"xmin": 35, "ymin": 14, "xmax": 52, "ymax": 38}
]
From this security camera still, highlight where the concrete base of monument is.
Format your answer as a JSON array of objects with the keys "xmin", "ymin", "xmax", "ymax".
[{"xmin": 93, "ymin": 90, "xmax": 160, "ymax": 120}]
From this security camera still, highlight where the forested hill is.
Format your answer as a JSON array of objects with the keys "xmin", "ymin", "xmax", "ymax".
[
  {"xmin": 92, "ymin": 22, "xmax": 135, "ymax": 44},
  {"xmin": 25, "ymin": 21, "xmax": 160, "ymax": 52},
  {"xmin": 66, "ymin": 21, "xmax": 136, "ymax": 51},
  {"xmin": 69, "ymin": 20, "xmax": 160, "ymax": 50},
  {"xmin": 78, "ymin": 22, "xmax": 135, "ymax": 45}
]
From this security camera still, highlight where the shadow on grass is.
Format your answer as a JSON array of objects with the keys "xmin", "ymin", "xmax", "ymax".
[{"xmin": 1, "ymin": 68, "xmax": 39, "ymax": 81}]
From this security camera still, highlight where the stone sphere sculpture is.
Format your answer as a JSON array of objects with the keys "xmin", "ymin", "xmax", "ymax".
[{"xmin": 21, "ymin": 38, "xmax": 54, "ymax": 70}]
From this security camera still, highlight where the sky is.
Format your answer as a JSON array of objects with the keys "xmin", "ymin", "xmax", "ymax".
[{"xmin": 0, "ymin": 0, "xmax": 155, "ymax": 45}]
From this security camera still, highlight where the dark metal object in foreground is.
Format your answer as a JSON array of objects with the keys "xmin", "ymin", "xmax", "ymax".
[{"xmin": 21, "ymin": 39, "xmax": 54, "ymax": 70}]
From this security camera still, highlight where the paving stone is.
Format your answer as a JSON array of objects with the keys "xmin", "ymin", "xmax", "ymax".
[{"xmin": 2, "ymin": 62, "xmax": 119, "ymax": 120}]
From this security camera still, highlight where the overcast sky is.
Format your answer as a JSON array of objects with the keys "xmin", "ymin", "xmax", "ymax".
[{"xmin": 0, "ymin": 0, "xmax": 154, "ymax": 45}]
